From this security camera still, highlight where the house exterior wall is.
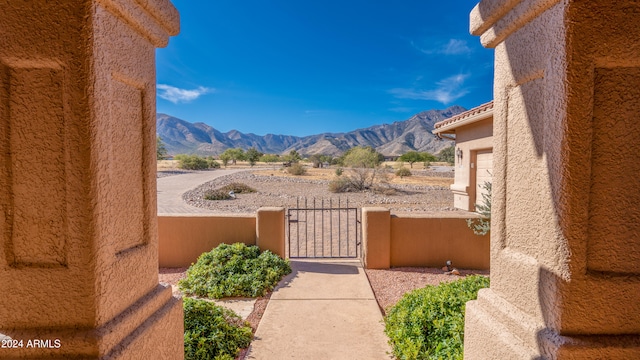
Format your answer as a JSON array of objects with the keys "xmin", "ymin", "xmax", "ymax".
[{"xmin": 450, "ymin": 117, "xmax": 493, "ymax": 211}]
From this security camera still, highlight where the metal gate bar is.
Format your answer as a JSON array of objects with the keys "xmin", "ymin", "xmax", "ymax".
[{"xmin": 287, "ymin": 197, "xmax": 360, "ymax": 258}]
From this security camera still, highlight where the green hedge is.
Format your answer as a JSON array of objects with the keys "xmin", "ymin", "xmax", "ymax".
[
  {"xmin": 384, "ymin": 275, "xmax": 490, "ymax": 360},
  {"xmin": 183, "ymin": 297, "xmax": 252, "ymax": 360},
  {"xmin": 179, "ymin": 243, "xmax": 291, "ymax": 298}
]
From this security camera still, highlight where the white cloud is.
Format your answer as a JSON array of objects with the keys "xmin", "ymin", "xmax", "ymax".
[
  {"xmin": 157, "ymin": 84, "xmax": 212, "ymax": 104},
  {"xmin": 411, "ymin": 39, "xmax": 472, "ymax": 56},
  {"xmin": 389, "ymin": 73, "xmax": 470, "ymax": 104},
  {"xmin": 441, "ymin": 39, "xmax": 472, "ymax": 55}
]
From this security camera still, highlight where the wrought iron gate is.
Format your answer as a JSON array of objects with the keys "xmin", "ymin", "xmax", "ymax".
[{"xmin": 287, "ymin": 198, "xmax": 360, "ymax": 258}]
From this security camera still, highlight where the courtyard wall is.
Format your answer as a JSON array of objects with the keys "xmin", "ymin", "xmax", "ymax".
[{"xmin": 160, "ymin": 207, "xmax": 488, "ymax": 271}]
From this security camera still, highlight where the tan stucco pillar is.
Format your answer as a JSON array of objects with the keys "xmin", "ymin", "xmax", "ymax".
[
  {"xmin": 0, "ymin": 1, "xmax": 182, "ymax": 358},
  {"xmin": 464, "ymin": 1, "xmax": 640, "ymax": 359},
  {"xmin": 361, "ymin": 207, "xmax": 391, "ymax": 269},
  {"xmin": 256, "ymin": 207, "xmax": 286, "ymax": 258}
]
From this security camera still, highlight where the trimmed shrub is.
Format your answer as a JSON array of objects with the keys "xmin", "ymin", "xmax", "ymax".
[
  {"xmin": 384, "ymin": 275, "xmax": 490, "ymax": 360},
  {"xmin": 183, "ymin": 297, "xmax": 252, "ymax": 360},
  {"xmin": 179, "ymin": 243, "xmax": 291, "ymax": 299},
  {"xmin": 287, "ymin": 163, "xmax": 306, "ymax": 175},
  {"xmin": 395, "ymin": 167, "xmax": 412, "ymax": 178}
]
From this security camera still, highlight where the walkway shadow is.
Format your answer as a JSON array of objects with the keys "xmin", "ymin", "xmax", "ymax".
[{"xmin": 273, "ymin": 259, "xmax": 361, "ymax": 292}]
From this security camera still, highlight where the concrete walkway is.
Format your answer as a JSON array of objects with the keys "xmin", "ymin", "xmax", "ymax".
[
  {"xmin": 156, "ymin": 169, "xmax": 244, "ymax": 214},
  {"xmin": 246, "ymin": 259, "xmax": 392, "ymax": 360}
]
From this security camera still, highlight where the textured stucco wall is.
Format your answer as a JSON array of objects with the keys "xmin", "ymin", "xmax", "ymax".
[
  {"xmin": 390, "ymin": 215, "xmax": 489, "ymax": 270},
  {"xmin": 0, "ymin": 1, "xmax": 183, "ymax": 358},
  {"xmin": 465, "ymin": 1, "xmax": 640, "ymax": 359},
  {"xmin": 361, "ymin": 209, "xmax": 489, "ymax": 270},
  {"xmin": 361, "ymin": 207, "xmax": 391, "ymax": 269},
  {"xmin": 158, "ymin": 214, "xmax": 257, "ymax": 267},
  {"xmin": 256, "ymin": 207, "xmax": 286, "ymax": 259}
]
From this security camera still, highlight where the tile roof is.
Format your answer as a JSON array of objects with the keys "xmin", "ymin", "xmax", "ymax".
[{"xmin": 433, "ymin": 101, "xmax": 494, "ymax": 132}]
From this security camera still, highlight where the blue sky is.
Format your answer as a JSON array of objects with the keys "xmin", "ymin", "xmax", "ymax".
[{"xmin": 156, "ymin": 1, "xmax": 494, "ymax": 137}]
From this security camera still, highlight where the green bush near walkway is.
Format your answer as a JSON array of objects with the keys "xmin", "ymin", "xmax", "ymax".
[
  {"xmin": 384, "ymin": 275, "xmax": 490, "ymax": 360},
  {"xmin": 183, "ymin": 297, "xmax": 252, "ymax": 360},
  {"xmin": 179, "ymin": 243, "xmax": 291, "ymax": 299}
]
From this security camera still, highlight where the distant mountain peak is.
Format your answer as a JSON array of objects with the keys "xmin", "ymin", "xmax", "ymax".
[{"xmin": 157, "ymin": 106, "xmax": 464, "ymax": 156}]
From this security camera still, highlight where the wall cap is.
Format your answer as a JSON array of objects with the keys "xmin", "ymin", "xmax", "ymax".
[
  {"xmin": 97, "ymin": 0, "xmax": 180, "ymax": 47},
  {"xmin": 470, "ymin": 0, "xmax": 561, "ymax": 48}
]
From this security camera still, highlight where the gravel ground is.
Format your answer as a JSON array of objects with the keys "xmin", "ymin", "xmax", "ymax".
[
  {"xmin": 365, "ymin": 267, "xmax": 490, "ymax": 315},
  {"xmin": 182, "ymin": 170, "xmax": 458, "ymax": 214}
]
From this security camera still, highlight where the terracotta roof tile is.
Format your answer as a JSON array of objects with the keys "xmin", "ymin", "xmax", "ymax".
[{"xmin": 434, "ymin": 101, "xmax": 494, "ymax": 130}]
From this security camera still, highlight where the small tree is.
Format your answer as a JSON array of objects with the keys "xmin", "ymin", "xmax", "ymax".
[
  {"xmin": 421, "ymin": 152, "xmax": 437, "ymax": 168},
  {"xmin": 259, "ymin": 154, "xmax": 280, "ymax": 164},
  {"xmin": 398, "ymin": 151, "xmax": 423, "ymax": 168},
  {"xmin": 337, "ymin": 146, "xmax": 382, "ymax": 191},
  {"xmin": 245, "ymin": 147, "xmax": 263, "ymax": 167},
  {"xmin": 156, "ymin": 136, "xmax": 168, "ymax": 160},
  {"xmin": 466, "ymin": 181, "xmax": 491, "ymax": 235},
  {"xmin": 284, "ymin": 150, "xmax": 302, "ymax": 163},
  {"xmin": 219, "ymin": 153, "xmax": 231, "ymax": 168},
  {"xmin": 221, "ymin": 148, "xmax": 245, "ymax": 165},
  {"xmin": 308, "ymin": 154, "xmax": 324, "ymax": 168},
  {"xmin": 438, "ymin": 145, "xmax": 455, "ymax": 165}
]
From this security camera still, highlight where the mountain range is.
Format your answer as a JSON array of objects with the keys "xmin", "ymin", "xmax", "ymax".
[{"xmin": 156, "ymin": 106, "xmax": 464, "ymax": 157}]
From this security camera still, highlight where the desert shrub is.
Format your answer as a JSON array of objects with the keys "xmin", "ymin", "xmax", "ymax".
[
  {"xmin": 395, "ymin": 167, "xmax": 412, "ymax": 178},
  {"xmin": 175, "ymin": 154, "xmax": 210, "ymax": 170},
  {"xmin": 335, "ymin": 167, "xmax": 343, "ymax": 176},
  {"xmin": 183, "ymin": 297, "xmax": 252, "ymax": 360},
  {"xmin": 203, "ymin": 189, "xmax": 232, "ymax": 201},
  {"xmin": 204, "ymin": 183, "xmax": 256, "ymax": 200},
  {"xmin": 206, "ymin": 157, "xmax": 221, "ymax": 168},
  {"xmin": 466, "ymin": 181, "xmax": 491, "ymax": 236},
  {"xmin": 328, "ymin": 176, "xmax": 352, "ymax": 193},
  {"xmin": 385, "ymin": 275, "xmax": 490, "ymax": 360},
  {"xmin": 287, "ymin": 163, "xmax": 306, "ymax": 175},
  {"xmin": 179, "ymin": 243, "xmax": 291, "ymax": 298},
  {"xmin": 219, "ymin": 183, "xmax": 256, "ymax": 194}
]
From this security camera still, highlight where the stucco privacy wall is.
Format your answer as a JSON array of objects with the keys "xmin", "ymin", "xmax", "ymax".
[
  {"xmin": 158, "ymin": 214, "xmax": 257, "ymax": 267},
  {"xmin": 390, "ymin": 215, "xmax": 489, "ymax": 269},
  {"xmin": 464, "ymin": 1, "xmax": 640, "ymax": 359},
  {"xmin": 0, "ymin": 1, "xmax": 183, "ymax": 358},
  {"xmin": 361, "ymin": 208, "xmax": 489, "ymax": 270}
]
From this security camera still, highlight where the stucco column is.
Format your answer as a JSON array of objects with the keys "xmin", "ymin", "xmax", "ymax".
[
  {"xmin": 464, "ymin": 1, "xmax": 640, "ymax": 359},
  {"xmin": 0, "ymin": 1, "xmax": 182, "ymax": 359},
  {"xmin": 256, "ymin": 207, "xmax": 286, "ymax": 258},
  {"xmin": 361, "ymin": 207, "xmax": 391, "ymax": 269}
]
